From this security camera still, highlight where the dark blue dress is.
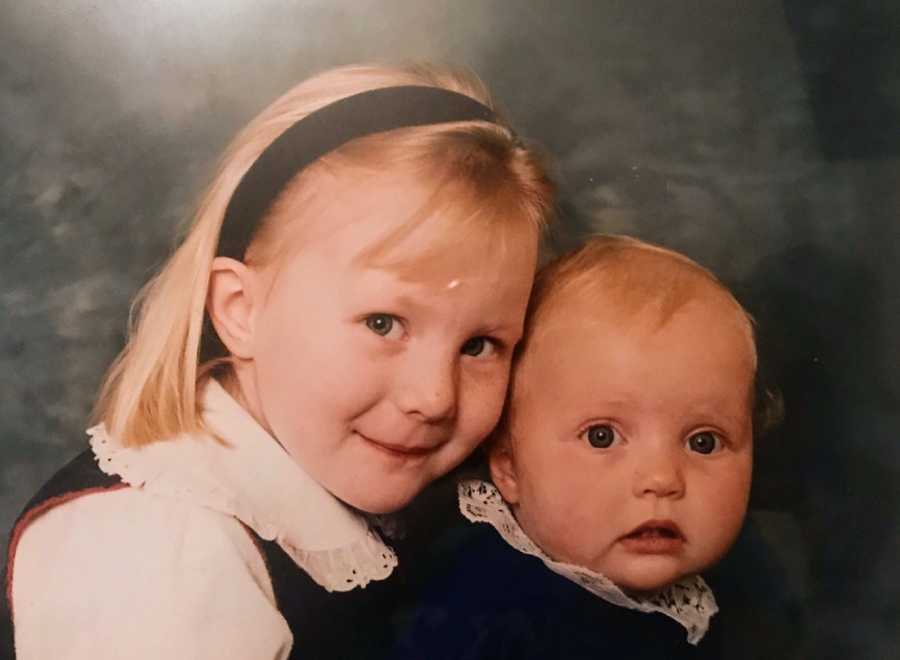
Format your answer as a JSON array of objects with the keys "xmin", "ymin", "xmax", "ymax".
[{"xmin": 391, "ymin": 521, "xmax": 704, "ymax": 659}]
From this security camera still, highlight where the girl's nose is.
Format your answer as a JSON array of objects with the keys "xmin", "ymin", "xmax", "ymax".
[
  {"xmin": 632, "ymin": 451, "xmax": 686, "ymax": 499},
  {"xmin": 395, "ymin": 354, "xmax": 458, "ymax": 423}
]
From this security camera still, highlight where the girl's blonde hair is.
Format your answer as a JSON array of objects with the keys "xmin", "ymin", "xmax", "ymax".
[{"xmin": 94, "ymin": 63, "xmax": 556, "ymax": 447}]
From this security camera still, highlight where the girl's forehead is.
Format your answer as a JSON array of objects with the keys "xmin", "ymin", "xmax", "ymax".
[
  {"xmin": 277, "ymin": 166, "xmax": 433, "ymax": 241},
  {"xmin": 362, "ymin": 215, "xmax": 536, "ymax": 285},
  {"xmin": 269, "ymin": 164, "xmax": 537, "ymax": 282}
]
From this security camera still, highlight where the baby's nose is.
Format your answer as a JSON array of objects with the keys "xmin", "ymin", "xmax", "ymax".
[{"xmin": 633, "ymin": 455, "xmax": 685, "ymax": 499}]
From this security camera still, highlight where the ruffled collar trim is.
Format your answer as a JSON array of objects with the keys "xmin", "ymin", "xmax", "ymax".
[
  {"xmin": 458, "ymin": 480, "xmax": 717, "ymax": 644},
  {"xmin": 88, "ymin": 379, "xmax": 397, "ymax": 592}
]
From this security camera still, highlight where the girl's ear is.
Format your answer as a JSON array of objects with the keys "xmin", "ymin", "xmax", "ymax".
[
  {"xmin": 489, "ymin": 439, "xmax": 520, "ymax": 504},
  {"xmin": 206, "ymin": 257, "xmax": 261, "ymax": 360}
]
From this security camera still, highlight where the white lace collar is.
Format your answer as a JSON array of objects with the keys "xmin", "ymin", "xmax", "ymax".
[
  {"xmin": 458, "ymin": 480, "xmax": 717, "ymax": 644},
  {"xmin": 88, "ymin": 379, "xmax": 397, "ymax": 592}
]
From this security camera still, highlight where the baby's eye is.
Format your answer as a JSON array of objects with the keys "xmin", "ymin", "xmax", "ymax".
[
  {"xmin": 686, "ymin": 431, "xmax": 722, "ymax": 455},
  {"xmin": 460, "ymin": 336, "xmax": 497, "ymax": 358},
  {"xmin": 364, "ymin": 313, "xmax": 402, "ymax": 339},
  {"xmin": 584, "ymin": 424, "xmax": 617, "ymax": 449}
]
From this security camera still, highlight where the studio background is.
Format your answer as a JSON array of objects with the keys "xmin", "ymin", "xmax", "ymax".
[{"xmin": 2, "ymin": 1, "xmax": 898, "ymax": 657}]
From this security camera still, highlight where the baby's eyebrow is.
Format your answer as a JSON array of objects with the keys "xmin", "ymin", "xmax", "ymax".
[
  {"xmin": 686, "ymin": 405, "xmax": 749, "ymax": 429},
  {"xmin": 569, "ymin": 394, "xmax": 638, "ymax": 408}
]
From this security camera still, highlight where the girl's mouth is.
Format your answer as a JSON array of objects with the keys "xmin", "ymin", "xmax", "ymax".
[{"xmin": 355, "ymin": 432, "xmax": 440, "ymax": 458}]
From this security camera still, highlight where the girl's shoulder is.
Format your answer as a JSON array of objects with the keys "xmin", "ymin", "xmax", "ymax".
[
  {"xmin": 8, "ymin": 446, "xmax": 271, "ymax": 585},
  {"xmin": 8, "ymin": 451, "xmax": 291, "ymax": 660},
  {"xmin": 9, "ymin": 447, "xmax": 276, "ymax": 611},
  {"xmin": 14, "ymin": 475, "xmax": 267, "ymax": 571}
]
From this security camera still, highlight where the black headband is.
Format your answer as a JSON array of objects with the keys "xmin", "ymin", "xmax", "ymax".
[{"xmin": 216, "ymin": 85, "xmax": 502, "ymax": 259}]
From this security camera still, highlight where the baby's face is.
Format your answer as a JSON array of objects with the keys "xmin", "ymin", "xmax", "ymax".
[
  {"xmin": 492, "ymin": 295, "xmax": 754, "ymax": 593},
  {"xmin": 240, "ymin": 170, "xmax": 537, "ymax": 513}
]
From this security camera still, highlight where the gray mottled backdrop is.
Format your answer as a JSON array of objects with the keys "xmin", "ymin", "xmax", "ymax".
[{"xmin": 2, "ymin": 1, "xmax": 898, "ymax": 657}]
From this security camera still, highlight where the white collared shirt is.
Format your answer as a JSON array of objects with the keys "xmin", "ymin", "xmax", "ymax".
[{"xmin": 10, "ymin": 380, "xmax": 396, "ymax": 660}]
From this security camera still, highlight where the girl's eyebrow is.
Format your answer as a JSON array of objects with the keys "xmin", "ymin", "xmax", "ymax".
[
  {"xmin": 388, "ymin": 292, "xmax": 429, "ymax": 311},
  {"xmin": 381, "ymin": 291, "xmax": 524, "ymax": 338}
]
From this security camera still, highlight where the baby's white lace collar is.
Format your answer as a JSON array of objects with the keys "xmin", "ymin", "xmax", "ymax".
[
  {"xmin": 458, "ymin": 479, "xmax": 717, "ymax": 644},
  {"xmin": 88, "ymin": 379, "xmax": 397, "ymax": 592}
]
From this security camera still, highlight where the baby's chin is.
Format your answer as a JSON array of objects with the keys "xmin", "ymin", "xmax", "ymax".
[
  {"xmin": 615, "ymin": 573, "xmax": 686, "ymax": 597},
  {"xmin": 534, "ymin": 544, "xmax": 690, "ymax": 596},
  {"xmin": 599, "ymin": 559, "xmax": 700, "ymax": 596}
]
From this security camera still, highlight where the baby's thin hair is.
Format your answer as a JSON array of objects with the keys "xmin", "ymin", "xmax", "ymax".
[
  {"xmin": 93, "ymin": 62, "xmax": 556, "ymax": 447},
  {"xmin": 497, "ymin": 235, "xmax": 782, "ymax": 445},
  {"xmin": 521, "ymin": 234, "xmax": 751, "ymax": 351}
]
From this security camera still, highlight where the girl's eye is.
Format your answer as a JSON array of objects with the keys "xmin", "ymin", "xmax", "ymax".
[
  {"xmin": 686, "ymin": 431, "xmax": 721, "ymax": 455},
  {"xmin": 584, "ymin": 424, "xmax": 617, "ymax": 449},
  {"xmin": 365, "ymin": 314, "xmax": 398, "ymax": 337},
  {"xmin": 460, "ymin": 336, "xmax": 497, "ymax": 358}
]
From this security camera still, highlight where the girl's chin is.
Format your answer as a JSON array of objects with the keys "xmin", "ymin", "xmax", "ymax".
[{"xmin": 335, "ymin": 483, "xmax": 422, "ymax": 515}]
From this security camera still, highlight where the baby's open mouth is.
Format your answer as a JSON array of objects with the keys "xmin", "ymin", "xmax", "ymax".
[
  {"xmin": 625, "ymin": 526, "xmax": 681, "ymax": 540},
  {"xmin": 620, "ymin": 520, "xmax": 685, "ymax": 551}
]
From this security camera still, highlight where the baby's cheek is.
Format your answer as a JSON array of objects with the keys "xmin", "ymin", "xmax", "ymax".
[
  {"xmin": 514, "ymin": 495, "xmax": 564, "ymax": 559},
  {"xmin": 696, "ymin": 470, "xmax": 751, "ymax": 565},
  {"xmin": 519, "ymin": 473, "xmax": 587, "ymax": 559}
]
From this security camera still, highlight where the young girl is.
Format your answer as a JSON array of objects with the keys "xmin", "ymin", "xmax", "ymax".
[
  {"xmin": 2, "ymin": 63, "xmax": 555, "ymax": 659},
  {"xmin": 394, "ymin": 236, "xmax": 782, "ymax": 659}
]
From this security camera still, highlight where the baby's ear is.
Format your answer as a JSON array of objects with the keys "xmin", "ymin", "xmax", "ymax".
[
  {"xmin": 206, "ymin": 257, "xmax": 261, "ymax": 360},
  {"xmin": 488, "ymin": 438, "xmax": 520, "ymax": 504}
]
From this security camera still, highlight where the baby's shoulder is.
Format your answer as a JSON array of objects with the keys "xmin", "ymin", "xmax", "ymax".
[
  {"xmin": 428, "ymin": 521, "xmax": 560, "ymax": 596},
  {"xmin": 397, "ymin": 521, "xmax": 697, "ymax": 660}
]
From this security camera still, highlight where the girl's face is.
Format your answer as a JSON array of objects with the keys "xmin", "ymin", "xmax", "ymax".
[
  {"xmin": 492, "ymin": 296, "xmax": 754, "ymax": 593},
  {"xmin": 237, "ymin": 171, "xmax": 538, "ymax": 513}
]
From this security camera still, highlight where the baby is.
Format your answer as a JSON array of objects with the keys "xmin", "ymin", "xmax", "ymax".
[{"xmin": 397, "ymin": 235, "xmax": 779, "ymax": 658}]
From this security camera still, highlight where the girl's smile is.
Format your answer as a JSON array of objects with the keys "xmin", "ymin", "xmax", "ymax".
[{"xmin": 354, "ymin": 429, "xmax": 445, "ymax": 458}]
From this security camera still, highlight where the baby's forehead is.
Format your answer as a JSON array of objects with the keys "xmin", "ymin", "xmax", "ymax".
[
  {"xmin": 507, "ymin": 285, "xmax": 757, "ymax": 420},
  {"xmin": 513, "ymin": 248, "xmax": 758, "ymax": 388}
]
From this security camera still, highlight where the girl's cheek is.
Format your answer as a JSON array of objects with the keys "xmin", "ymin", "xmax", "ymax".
[{"xmin": 479, "ymin": 371, "xmax": 512, "ymax": 425}]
